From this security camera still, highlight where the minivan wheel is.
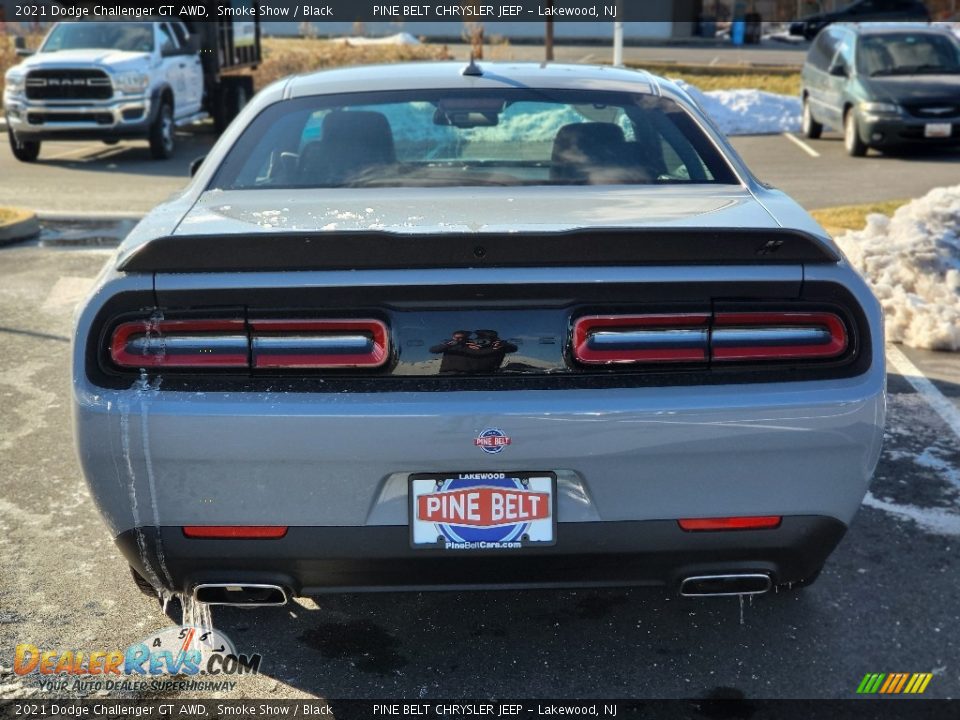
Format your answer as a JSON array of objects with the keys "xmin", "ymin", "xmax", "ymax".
[
  {"xmin": 844, "ymin": 109, "xmax": 867, "ymax": 157},
  {"xmin": 801, "ymin": 98, "xmax": 822, "ymax": 139}
]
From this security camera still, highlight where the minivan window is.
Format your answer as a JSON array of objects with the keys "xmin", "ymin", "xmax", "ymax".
[
  {"xmin": 857, "ymin": 33, "xmax": 960, "ymax": 76},
  {"xmin": 210, "ymin": 89, "xmax": 739, "ymax": 190},
  {"xmin": 809, "ymin": 29, "xmax": 841, "ymax": 71}
]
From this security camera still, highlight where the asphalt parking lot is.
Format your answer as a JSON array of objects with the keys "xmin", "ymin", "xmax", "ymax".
[{"xmin": 0, "ymin": 240, "xmax": 958, "ymax": 701}]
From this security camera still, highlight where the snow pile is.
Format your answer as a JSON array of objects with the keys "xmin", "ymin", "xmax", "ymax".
[
  {"xmin": 672, "ymin": 79, "xmax": 801, "ymax": 135},
  {"xmin": 335, "ymin": 32, "xmax": 420, "ymax": 46},
  {"xmin": 834, "ymin": 185, "xmax": 960, "ymax": 351}
]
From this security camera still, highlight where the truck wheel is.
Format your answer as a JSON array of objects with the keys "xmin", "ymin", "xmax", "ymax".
[
  {"xmin": 8, "ymin": 130, "xmax": 41, "ymax": 162},
  {"xmin": 801, "ymin": 97, "xmax": 822, "ymax": 140},
  {"xmin": 149, "ymin": 101, "xmax": 175, "ymax": 160},
  {"xmin": 844, "ymin": 109, "xmax": 867, "ymax": 157}
]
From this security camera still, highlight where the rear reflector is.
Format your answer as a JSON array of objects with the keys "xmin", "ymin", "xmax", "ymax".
[
  {"xmin": 182, "ymin": 526, "xmax": 288, "ymax": 539},
  {"xmin": 111, "ymin": 320, "xmax": 248, "ymax": 368},
  {"xmin": 250, "ymin": 319, "xmax": 389, "ymax": 369},
  {"xmin": 678, "ymin": 516, "xmax": 782, "ymax": 531},
  {"xmin": 573, "ymin": 314, "xmax": 711, "ymax": 364},
  {"xmin": 712, "ymin": 312, "xmax": 847, "ymax": 361}
]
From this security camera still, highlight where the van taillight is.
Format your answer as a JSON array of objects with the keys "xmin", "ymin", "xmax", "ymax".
[
  {"xmin": 572, "ymin": 311, "xmax": 849, "ymax": 365},
  {"xmin": 110, "ymin": 320, "xmax": 248, "ymax": 368},
  {"xmin": 109, "ymin": 318, "xmax": 390, "ymax": 370}
]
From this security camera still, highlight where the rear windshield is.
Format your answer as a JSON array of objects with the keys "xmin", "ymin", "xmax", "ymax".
[
  {"xmin": 858, "ymin": 32, "xmax": 960, "ymax": 76},
  {"xmin": 210, "ymin": 89, "xmax": 738, "ymax": 190}
]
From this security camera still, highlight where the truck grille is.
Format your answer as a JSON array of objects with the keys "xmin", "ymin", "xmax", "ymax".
[{"xmin": 25, "ymin": 69, "xmax": 113, "ymax": 101}]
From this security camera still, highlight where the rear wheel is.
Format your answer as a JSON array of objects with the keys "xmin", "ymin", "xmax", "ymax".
[
  {"xmin": 844, "ymin": 109, "xmax": 867, "ymax": 157},
  {"xmin": 8, "ymin": 130, "xmax": 41, "ymax": 162},
  {"xmin": 801, "ymin": 97, "xmax": 822, "ymax": 139},
  {"xmin": 149, "ymin": 100, "xmax": 175, "ymax": 160}
]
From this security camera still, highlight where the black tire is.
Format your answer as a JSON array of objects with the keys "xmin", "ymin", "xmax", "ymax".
[
  {"xmin": 149, "ymin": 100, "xmax": 175, "ymax": 160},
  {"xmin": 8, "ymin": 130, "xmax": 40, "ymax": 162},
  {"xmin": 214, "ymin": 79, "xmax": 252, "ymax": 133},
  {"xmin": 844, "ymin": 108, "xmax": 868, "ymax": 157},
  {"xmin": 129, "ymin": 566, "xmax": 182, "ymax": 621},
  {"xmin": 801, "ymin": 97, "xmax": 823, "ymax": 140}
]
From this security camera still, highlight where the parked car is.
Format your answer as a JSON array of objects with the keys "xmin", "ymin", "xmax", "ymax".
[
  {"xmin": 790, "ymin": 0, "xmax": 930, "ymax": 40},
  {"xmin": 3, "ymin": 14, "xmax": 259, "ymax": 162},
  {"xmin": 73, "ymin": 62, "xmax": 885, "ymax": 609},
  {"xmin": 800, "ymin": 23, "xmax": 960, "ymax": 156}
]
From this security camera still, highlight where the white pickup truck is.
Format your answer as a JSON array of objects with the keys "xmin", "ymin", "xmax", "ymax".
[{"xmin": 3, "ymin": 19, "xmax": 258, "ymax": 162}]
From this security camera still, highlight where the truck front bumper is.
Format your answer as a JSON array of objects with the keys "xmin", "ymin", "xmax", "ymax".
[{"xmin": 3, "ymin": 93, "xmax": 154, "ymax": 141}]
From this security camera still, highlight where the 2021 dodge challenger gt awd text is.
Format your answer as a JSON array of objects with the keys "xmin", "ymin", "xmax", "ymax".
[{"xmin": 73, "ymin": 62, "xmax": 885, "ymax": 607}]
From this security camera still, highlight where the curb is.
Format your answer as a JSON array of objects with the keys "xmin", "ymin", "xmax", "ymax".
[
  {"xmin": 0, "ymin": 209, "xmax": 40, "ymax": 245},
  {"xmin": 37, "ymin": 210, "xmax": 144, "ymax": 222}
]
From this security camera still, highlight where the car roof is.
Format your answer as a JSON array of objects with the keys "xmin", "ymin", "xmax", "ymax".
[
  {"xmin": 837, "ymin": 22, "xmax": 953, "ymax": 36},
  {"xmin": 283, "ymin": 61, "xmax": 662, "ymax": 99}
]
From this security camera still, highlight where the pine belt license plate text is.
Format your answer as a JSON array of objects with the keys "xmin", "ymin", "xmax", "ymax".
[
  {"xmin": 925, "ymin": 123, "xmax": 951, "ymax": 138},
  {"xmin": 409, "ymin": 472, "xmax": 557, "ymax": 550}
]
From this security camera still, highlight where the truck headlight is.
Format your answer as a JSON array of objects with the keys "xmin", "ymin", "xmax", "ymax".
[
  {"xmin": 859, "ymin": 102, "xmax": 899, "ymax": 115},
  {"xmin": 4, "ymin": 73, "xmax": 25, "ymax": 94},
  {"xmin": 114, "ymin": 72, "xmax": 149, "ymax": 94}
]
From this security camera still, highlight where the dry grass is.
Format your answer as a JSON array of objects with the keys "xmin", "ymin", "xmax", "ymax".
[
  {"xmin": 811, "ymin": 199, "xmax": 910, "ymax": 237},
  {"xmin": 0, "ymin": 206, "xmax": 33, "ymax": 225},
  {"xmin": 628, "ymin": 62, "xmax": 801, "ymax": 96},
  {"xmin": 1, "ymin": 33, "xmax": 42, "ymax": 96},
  {"xmin": 253, "ymin": 37, "xmax": 452, "ymax": 89}
]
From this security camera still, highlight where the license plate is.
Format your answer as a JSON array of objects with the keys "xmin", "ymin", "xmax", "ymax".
[
  {"xmin": 925, "ymin": 123, "xmax": 952, "ymax": 138},
  {"xmin": 409, "ymin": 472, "xmax": 556, "ymax": 550}
]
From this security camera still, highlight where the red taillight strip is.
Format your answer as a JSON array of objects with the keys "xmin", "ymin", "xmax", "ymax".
[
  {"xmin": 678, "ymin": 516, "xmax": 782, "ymax": 531},
  {"xmin": 712, "ymin": 312, "xmax": 847, "ymax": 361},
  {"xmin": 249, "ymin": 319, "xmax": 389, "ymax": 369},
  {"xmin": 573, "ymin": 314, "xmax": 711, "ymax": 364},
  {"xmin": 110, "ymin": 320, "xmax": 248, "ymax": 368},
  {"xmin": 183, "ymin": 526, "xmax": 288, "ymax": 539}
]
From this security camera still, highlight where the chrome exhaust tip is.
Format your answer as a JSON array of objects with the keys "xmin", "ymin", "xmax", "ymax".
[
  {"xmin": 193, "ymin": 583, "xmax": 288, "ymax": 607},
  {"xmin": 679, "ymin": 573, "xmax": 772, "ymax": 597}
]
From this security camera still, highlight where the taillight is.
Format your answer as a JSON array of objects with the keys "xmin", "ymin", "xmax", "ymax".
[
  {"xmin": 109, "ymin": 318, "xmax": 390, "ymax": 370},
  {"xmin": 678, "ymin": 516, "xmax": 782, "ymax": 531},
  {"xmin": 110, "ymin": 320, "xmax": 248, "ymax": 368},
  {"xmin": 572, "ymin": 310, "xmax": 849, "ymax": 365},
  {"xmin": 250, "ymin": 319, "xmax": 389, "ymax": 369},
  {"xmin": 712, "ymin": 312, "xmax": 847, "ymax": 362},
  {"xmin": 572, "ymin": 314, "xmax": 710, "ymax": 364},
  {"xmin": 182, "ymin": 526, "xmax": 288, "ymax": 539}
]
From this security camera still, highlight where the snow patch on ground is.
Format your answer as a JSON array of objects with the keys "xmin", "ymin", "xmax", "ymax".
[
  {"xmin": 671, "ymin": 80, "xmax": 801, "ymax": 136},
  {"xmin": 863, "ymin": 492, "xmax": 960, "ymax": 536},
  {"xmin": 834, "ymin": 185, "xmax": 960, "ymax": 351},
  {"xmin": 334, "ymin": 32, "xmax": 421, "ymax": 46}
]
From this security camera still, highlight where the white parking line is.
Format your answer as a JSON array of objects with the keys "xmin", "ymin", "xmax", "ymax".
[
  {"xmin": 782, "ymin": 132, "xmax": 820, "ymax": 158},
  {"xmin": 887, "ymin": 344, "xmax": 960, "ymax": 442}
]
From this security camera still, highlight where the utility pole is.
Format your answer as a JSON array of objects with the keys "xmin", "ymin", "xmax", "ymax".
[
  {"xmin": 612, "ymin": 0, "xmax": 623, "ymax": 67},
  {"xmin": 545, "ymin": 0, "xmax": 554, "ymax": 61}
]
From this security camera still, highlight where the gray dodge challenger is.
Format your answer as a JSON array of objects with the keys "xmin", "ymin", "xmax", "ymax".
[{"xmin": 72, "ymin": 62, "xmax": 886, "ymax": 606}]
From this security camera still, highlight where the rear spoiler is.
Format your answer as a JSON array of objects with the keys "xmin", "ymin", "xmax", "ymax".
[{"xmin": 118, "ymin": 228, "xmax": 840, "ymax": 273}]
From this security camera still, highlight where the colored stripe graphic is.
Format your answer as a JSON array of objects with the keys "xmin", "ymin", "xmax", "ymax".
[{"xmin": 858, "ymin": 672, "xmax": 932, "ymax": 694}]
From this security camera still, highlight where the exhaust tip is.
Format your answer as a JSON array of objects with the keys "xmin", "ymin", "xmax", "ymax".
[
  {"xmin": 193, "ymin": 583, "xmax": 288, "ymax": 606},
  {"xmin": 679, "ymin": 573, "xmax": 772, "ymax": 598}
]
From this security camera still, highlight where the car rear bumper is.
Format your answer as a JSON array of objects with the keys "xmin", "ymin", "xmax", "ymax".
[{"xmin": 118, "ymin": 516, "xmax": 847, "ymax": 594}]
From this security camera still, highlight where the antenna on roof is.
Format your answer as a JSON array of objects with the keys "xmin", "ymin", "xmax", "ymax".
[{"xmin": 462, "ymin": 54, "xmax": 483, "ymax": 77}]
